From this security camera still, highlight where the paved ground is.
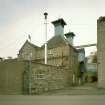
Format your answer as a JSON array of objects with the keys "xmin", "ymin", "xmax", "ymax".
[
  {"xmin": 1, "ymin": 83, "xmax": 105, "ymax": 105},
  {"xmin": 0, "ymin": 95, "xmax": 105, "ymax": 105},
  {"xmin": 41, "ymin": 87, "xmax": 105, "ymax": 95},
  {"xmin": 41, "ymin": 83, "xmax": 105, "ymax": 95}
]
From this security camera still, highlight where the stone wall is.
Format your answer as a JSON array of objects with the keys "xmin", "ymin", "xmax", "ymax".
[
  {"xmin": 23, "ymin": 62, "xmax": 73, "ymax": 94},
  {"xmin": 0, "ymin": 60, "xmax": 77, "ymax": 95},
  {"xmin": 97, "ymin": 17, "xmax": 105, "ymax": 88},
  {"xmin": 0, "ymin": 60, "xmax": 26, "ymax": 94},
  {"xmin": 35, "ymin": 44, "xmax": 79, "ymax": 86},
  {"xmin": 36, "ymin": 45, "xmax": 70, "ymax": 66}
]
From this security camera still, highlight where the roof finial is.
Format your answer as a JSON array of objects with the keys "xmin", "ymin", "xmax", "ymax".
[{"xmin": 28, "ymin": 34, "xmax": 31, "ymax": 42}]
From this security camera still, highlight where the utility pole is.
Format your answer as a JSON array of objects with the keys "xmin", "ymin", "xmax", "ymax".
[{"xmin": 44, "ymin": 12, "xmax": 48, "ymax": 64}]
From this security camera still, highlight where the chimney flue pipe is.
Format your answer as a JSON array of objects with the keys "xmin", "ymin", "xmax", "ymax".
[{"xmin": 44, "ymin": 12, "xmax": 48, "ymax": 64}]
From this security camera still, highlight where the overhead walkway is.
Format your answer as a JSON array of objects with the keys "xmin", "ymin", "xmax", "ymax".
[{"xmin": 74, "ymin": 44, "xmax": 97, "ymax": 48}]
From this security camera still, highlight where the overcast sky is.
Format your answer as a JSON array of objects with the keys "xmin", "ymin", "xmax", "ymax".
[{"xmin": 0, "ymin": 0, "xmax": 103, "ymax": 58}]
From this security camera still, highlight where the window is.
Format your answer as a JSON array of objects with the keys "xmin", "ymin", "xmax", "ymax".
[
  {"xmin": 36, "ymin": 74, "xmax": 45, "ymax": 79},
  {"xmin": 48, "ymin": 50, "xmax": 53, "ymax": 55},
  {"xmin": 32, "ymin": 72, "xmax": 45, "ymax": 80}
]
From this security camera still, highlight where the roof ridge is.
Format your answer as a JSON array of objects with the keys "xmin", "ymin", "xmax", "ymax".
[
  {"xmin": 19, "ymin": 40, "xmax": 40, "ymax": 52},
  {"xmin": 27, "ymin": 40, "xmax": 40, "ymax": 48}
]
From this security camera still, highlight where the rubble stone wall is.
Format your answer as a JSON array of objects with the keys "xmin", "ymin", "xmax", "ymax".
[{"xmin": 24, "ymin": 63, "xmax": 72, "ymax": 94}]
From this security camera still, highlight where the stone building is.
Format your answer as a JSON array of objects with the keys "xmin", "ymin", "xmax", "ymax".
[
  {"xmin": 18, "ymin": 19, "xmax": 77, "ymax": 66},
  {"xmin": 18, "ymin": 18, "xmax": 79, "ymax": 82},
  {"xmin": 97, "ymin": 17, "xmax": 105, "ymax": 88},
  {"xmin": 0, "ymin": 18, "xmax": 80, "ymax": 95}
]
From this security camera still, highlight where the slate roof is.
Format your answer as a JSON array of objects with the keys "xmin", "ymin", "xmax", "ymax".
[
  {"xmin": 26, "ymin": 40, "xmax": 40, "ymax": 49},
  {"xmin": 19, "ymin": 40, "xmax": 40, "ymax": 52},
  {"xmin": 41, "ymin": 35, "xmax": 68, "ymax": 49},
  {"xmin": 19, "ymin": 35, "xmax": 78, "ymax": 53}
]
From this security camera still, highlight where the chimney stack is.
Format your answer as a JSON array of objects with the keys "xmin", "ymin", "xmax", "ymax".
[
  {"xmin": 65, "ymin": 32, "xmax": 75, "ymax": 45},
  {"xmin": 52, "ymin": 18, "xmax": 66, "ymax": 36}
]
